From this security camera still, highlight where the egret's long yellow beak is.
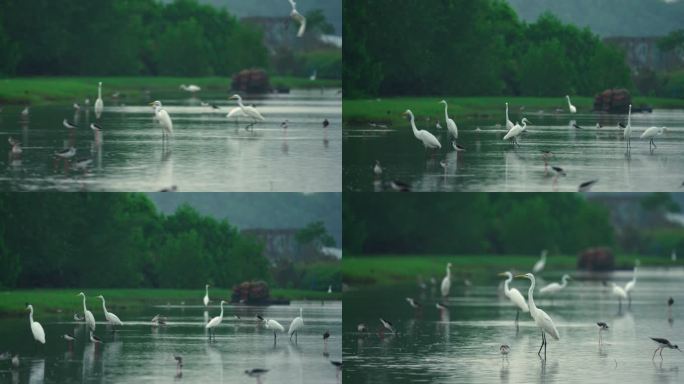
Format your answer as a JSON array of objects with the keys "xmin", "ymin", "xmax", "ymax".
[
  {"xmin": 497, "ymin": 272, "xmax": 508, "ymax": 277},
  {"xmin": 514, "ymin": 274, "xmax": 527, "ymax": 279}
]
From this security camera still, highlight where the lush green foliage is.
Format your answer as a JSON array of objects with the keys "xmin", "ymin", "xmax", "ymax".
[
  {"xmin": 0, "ymin": 0, "xmax": 268, "ymax": 77},
  {"xmin": 0, "ymin": 193, "xmax": 270, "ymax": 289},
  {"xmin": 343, "ymin": 193, "xmax": 614, "ymax": 255},
  {"xmin": 343, "ymin": 0, "xmax": 632, "ymax": 97}
]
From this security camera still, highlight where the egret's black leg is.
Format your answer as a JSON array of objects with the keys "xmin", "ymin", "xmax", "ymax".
[
  {"xmin": 538, "ymin": 331, "xmax": 544, "ymax": 357},
  {"xmin": 544, "ymin": 332, "xmax": 547, "ymax": 360},
  {"xmin": 660, "ymin": 348, "xmax": 664, "ymax": 360},
  {"xmin": 653, "ymin": 347, "xmax": 659, "ymax": 360}
]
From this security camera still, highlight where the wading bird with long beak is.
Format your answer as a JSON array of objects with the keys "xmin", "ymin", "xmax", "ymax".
[
  {"xmin": 441, "ymin": 262, "xmax": 452, "ymax": 297},
  {"xmin": 403, "ymin": 109, "xmax": 441, "ymax": 150},
  {"xmin": 439, "ymin": 100, "xmax": 458, "ymax": 140},
  {"xmin": 288, "ymin": 308, "xmax": 304, "ymax": 343},
  {"xmin": 26, "ymin": 304, "xmax": 46, "ymax": 345},
  {"xmin": 515, "ymin": 273, "xmax": 560, "ymax": 359},
  {"xmin": 498, "ymin": 272, "xmax": 529, "ymax": 325},
  {"xmin": 650, "ymin": 338, "xmax": 680, "ymax": 360},
  {"xmin": 78, "ymin": 292, "xmax": 96, "ymax": 332},
  {"xmin": 597, "ymin": 322, "xmax": 609, "ymax": 345},
  {"xmin": 97, "ymin": 295, "xmax": 123, "ymax": 330}
]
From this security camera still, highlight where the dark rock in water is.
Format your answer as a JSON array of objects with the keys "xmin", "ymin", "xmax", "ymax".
[
  {"xmin": 231, "ymin": 69, "xmax": 271, "ymax": 94},
  {"xmin": 232, "ymin": 280, "xmax": 272, "ymax": 304},
  {"xmin": 577, "ymin": 247, "xmax": 615, "ymax": 271},
  {"xmin": 593, "ymin": 89, "xmax": 632, "ymax": 113}
]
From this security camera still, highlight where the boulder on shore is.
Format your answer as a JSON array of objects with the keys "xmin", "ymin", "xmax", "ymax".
[
  {"xmin": 232, "ymin": 280, "xmax": 270, "ymax": 304},
  {"xmin": 593, "ymin": 89, "xmax": 631, "ymax": 113},
  {"xmin": 231, "ymin": 69, "xmax": 271, "ymax": 94},
  {"xmin": 577, "ymin": 247, "xmax": 615, "ymax": 271}
]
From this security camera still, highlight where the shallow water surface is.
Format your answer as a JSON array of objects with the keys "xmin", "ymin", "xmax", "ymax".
[
  {"xmin": 344, "ymin": 109, "xmax": 684, "ymax": 192},
  {"xmin": 0, "ymin": 301, "xmax": 341, "ymax": 383},
  {"xmin": 0, "ymin": 89, "xmax": 341, "ymax": 191},
  {"xmin": 343, "ymin": 268, "xmax": 684, "ymax": 383}
]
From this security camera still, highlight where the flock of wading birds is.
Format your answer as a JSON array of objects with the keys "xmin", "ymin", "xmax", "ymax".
[
  {"xmin": 357, "ymin": 252, "xmax": 679, "ymax": 362},
  {"xmin": 371, "ymin": 96, "xmax": 674, "ymax": 192},
  {"xmin": 5, "ymin": 285, "xmax": 341, "ymax": 381}
]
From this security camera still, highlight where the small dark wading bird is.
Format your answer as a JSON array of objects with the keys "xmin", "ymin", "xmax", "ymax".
[
  {"xmin": 63, "ymin": 119, "xmax": 78, "ymax": 129},
  {"xmin": 668, "ymin": 297, "xmax": 674, "ymax": 318},
  {"xmin": 323, "ymin": 330, "xmax": 330, "ymax": 344},
  {"xmin": 500, "ymin": 344, "xmax": 510, "ymax": 362},
  {"xmin": 89, "ymin": 331, "xmax": 104, "ymax": 348},
  {"xmin": 331, "ymin": 361, "xmax": 342, "ymax": 378},
  {"xmin": 650, "ymin": 338, "xmax": 680, "ymax": 360},
  {"xmin": 245, "ymin": 368, "xmax": 269, "ymax": 383},
  {"xmin": 379, "ymin": 318, "xmax": 396, "ymax": 335},
  {"xmin": 452, "ymin": 141, "xmax": 466, "ymax": 152},
  {"xmin": 173, "ymin": 354, "xmax": 183, "ymax": 377},
  {"xmin": 90, "ymin": 123, "xmax": 103, "ymax": 132},
  {"xmin": 597, "ymin": 322, "xmax": 609, "ymax": 345},
  {"xmin": 578, "ymin": 179, "xmax": 598, "ymax": 192},
  {"xmin": 435, "ymin": 302, "xmax": 448, "ymax": 311},
  {"xmin": 55, "ymin": 147, "xmax": 76, "ymax": 159},
  {"xmin": 323, "ymin": 118, "xmax": 330, "ymax": 128},
  {"xmin": 390, "ymin": 180, "xmax": 411, "ymax": 192}
]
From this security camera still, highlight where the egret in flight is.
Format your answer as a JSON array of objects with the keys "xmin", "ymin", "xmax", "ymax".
[
  {"xmin": 203, "ymin": 284, "xmax": 210, "ymax": 307},
  {"xmin": 26, "ymin": 304, "xmax": 46, "ymax": 344},
  {"xmin": 206, "ymin": 300, "xmax": 227, "ymax": 341},
  {"xmin": 640, "ymin": 126, "xmax": 666, "ymax": 151},
  {"xmin": 441, "ymin": 262, "xmax": 452, "ymax": 297},
  {"xmin": 151, "ymin": 101, "xmax": 173, "ymax": 139},
  {"xmin": 229, "ymin": 95, "xmax": 265, "ymax": 129},
  {"xmin": 78, "ymin": 292, "xmax": 96, "ymax": 331},
  {"xmin": 533, "ymin": 250, "xmax": 547, "ymax": 274},
  {"xmin": 288, "ymin": 308, "xmax": 304, "ymax": 343},
  {"xmin": 403, "ymin": 110, "xmax": 441, "ymax": 150},
  {"xmin": 288, "ymin": 0, "xmax": 307, "ymax": 37},
  {"xmin": 624, "ymin": 104, "xmax": 632, "ymax": 150},
  {"xmin": 539, "ymin": 274, "xmax": 571, "ymax": 296},
  {"xmin": 97, "ymin": 295, "xmax": 123, "ymax": 329},
  {"xmin": 498, "ymin": 272, "xmax": 529, "ymax": 324},
  {"xmin": 565, "ymin": 95, "xmax": 576, "ymax": 114},
  {"xmin": 439, "ymin": 100, "xmax": 458, "ymax": 140},
  {"xmin": 94, "ymin": 82, "xmax": 104, "ymax": 118},
  {"xmin": 516, "ymin": 273, "xmax": 560, "ymax": 359}
]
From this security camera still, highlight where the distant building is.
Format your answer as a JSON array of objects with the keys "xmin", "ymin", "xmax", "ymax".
[{"xmin": 603, "ymin": 36, "xmax": 684, "ymax": 72}]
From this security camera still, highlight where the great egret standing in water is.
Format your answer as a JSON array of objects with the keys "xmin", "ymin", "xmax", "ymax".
[
  {"xmin": 503, "ymin": 118, "xmax": 529, "ymax": 146},
  {"xmin": 206, "ymin": 300, "xmax": 227, "ymax": 341},
  {"xmin": 441, "ymin": 262, "xmax": 452, "ymax": 297},
  {"xmin": 78, "ymin": 292, "xmax": 96, "ymax": 331},
  {"xmin": 97, "ymin": 295, "xmax": 123, "ymax": 329},
  {"xmin": 403, "ymin": 110, "xmax": 441, "ymax": 150},
  {"xmin": 94, "ymin": 82, "xmax": 104, "ymax": 118},
  {"xmin": 439, "ymin": 100, "xmax": 458, "ymax": 140},
  {"xmin": 203, "ymin": 284, "xmax": 210, "ymax": 307},
  {"xmin": 505, "ymin": 102, "xmax": 514, "ymax": 131},
  {"xmin": 498, "ymin": 272, "xmax": 529, "ymax": 324},
  {"xmin": 611, "ymin": 283, "xmax": 627, "ymax": 310},
  {"xmin": 640, "ymin": 126, "xmax": 666, "ymax": 151},
  {"xmin": 229, "ymin": 95, "xmax": 265, "ymax": 129},
  {"xmin": 151, "ymin": 101, "xmax": 173, "ymax": 139},
  {"xmin": 624, "ymin": 104, "xmax": 633, "ymax": 150},
  {"xmin": 288, "ymin": 308, "xmax": 304, "ymax": 343},
  {"xmin": 288, "ymin": 0, "xmax": 307, "ymax": 37},
  {"xmin": 26, "ymin": 304, "xmax": 46, "ymax": 344},
  {"xmin": 539, "ymin": 274, "xmax": 571, "ymax": 296},
  {"xmin": 516, "ymin": 273, "xmax": 560, "ymax": 359},
  {"xmin": 259, "ymin": 315, "xmax": 285, "ymax": 344},
  {"xmin": 533, "ymin": 250, "xmax": 547, "ymax": 274},
  {"xmin": 565, "ymin": 95, "xmax": 576, "ymax": 114}
]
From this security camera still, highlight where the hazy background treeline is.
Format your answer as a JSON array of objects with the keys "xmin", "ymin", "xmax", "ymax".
[
  {"xmin": 0, "ymin": 193, "xmax": 340, "ymax": 291},
  {"xmin": 343, "ymin": 193, "xmax": 684, "ymax": 257},
  {"xmin": 344, "ymin": 0, "xmax": 637, "ymax": 97}
]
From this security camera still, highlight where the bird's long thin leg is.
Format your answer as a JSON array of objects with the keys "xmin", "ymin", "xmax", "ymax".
[
  {"xmin": 295, "ymin": 331, "xmax": 298, "ymax": 344},
  {"xmin": 653, "ymin": 347, "xmax": 659, "ymax": 360},
  {"xmin": 515, "ymin": 310, "xmax": 519, "ymax": 324},
  {"xmin": 660, "ymin": 348, "xmax": 664, "ymax": 360},
  {"xmin": 652, "ymin": 139, "xmax": 657, "ymax": 149},
  {"xmin": 543, "ymin": 332, "xmax": 547, "ymax": 360},
  {"xmin": 538, "ymin": 332, "xmax": 544, "ymax": 357}
]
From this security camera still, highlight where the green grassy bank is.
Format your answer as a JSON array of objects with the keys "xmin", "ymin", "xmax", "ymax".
[
  {"xmin": 343, "ymin": 255, "xmax": 681, "ymax": 286},
  {"xmin": 343, "ymin": 96, "xmax": 684, "ymax": 125},
  {"xmin": 0, "ymin": 288, "xmax": 341, "ymax": 317},
  {"xmin": 0, "ymin": 76, "xmax": 341, "ymax": 105}
]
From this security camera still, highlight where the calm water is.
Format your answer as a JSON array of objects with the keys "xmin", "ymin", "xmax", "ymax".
[
  {"xmin": 0, "ymin": 89, "xmax": 341, "ymax": 191},
  {"xmin": 344, "ymin": 109, "xmax": 684, "ymax": 192},
  {"xmin": 344, "ymin": 268, "xmax": 684, "ymax": 383},
  {"xmin": 0, "ymin": 301, "xmax": 341, "ymax": 383}
]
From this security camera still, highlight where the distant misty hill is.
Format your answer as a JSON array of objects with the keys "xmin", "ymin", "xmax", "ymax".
[
  {"xmin": 147, "ymin": 193, "xmax": 342, "ymax": 246},
  {"xmin": 160, "ymin": 0, "xmax": 342, "ymax": 35},
  {"xmin": 507, "ymin": 0, "xmax": 684, "ymax": 37}
]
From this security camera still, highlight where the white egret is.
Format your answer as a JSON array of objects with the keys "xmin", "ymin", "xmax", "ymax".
[
  {"xmin": 640, "ymin": 126, "xmax": 666, "ymax": 150},
  {"xmin": 503, "ymin": 118, "xmax": 529, "ymax": 146},
  {"xmin": 650, "ymin": 338, "xmax": 681, "ymax": 360},
  {"xmin": 261, "ymin": 316, "xmax": 285, "ymax": 344},
  {"xmin": 203, "ymin": 284, "xmax": 210, "ymax": 307},
  {"xmin": 533, "ymin": 250, "xmax": 547, "ymax": 274},
  {"xmin": 441, "ymin": 262, "xmax": 452, "ymax": 297},
  {"xmin": 226, "ymin": 107, "xmax": 247, "ymax": 124},
  {"xmin": 611, "ymin": 283, "xmax": 627, "ymax": 310},
  {"xmin": 309, "ymin": 70, "xmax": 317, "ymax": 81},
  {"xmin": 403, "ymin": 110, "xmax": 441, "ymax": 150},
  {"xmin": 150, "ymin": 101, "xmax": 173, "ymax": 139},
  {"xmin": 565, "ymin": 95, "xmax": 576, "ymax": 113},
  {"xmin": 77, "ymin": 292, "xmax": 96, "ymax": 331},
  {"xmin": 539, "ymin": 274, "xmax": 571, "ymax": 296},
  {"xmin": 374, "ymin": 160, "xmax": 383, "ymax": 176},
  {"xmin": 206, "ymin": 300, "xmax": 227, "ymax": 340},
  {"xmin": 180, "ymin": 84, "xmax": 201, "ymax": 93},
  {"xmin": 229, "ymin": 95, "xmax": 265, "ymax": 129},
  {"xmin": 21, "ymin": 106, "xmax": 29, "ymax": 117},
  {"xmin": 288, "ymin": 0, "xmax": 307, "ymax": 37},
  {"xmin": 11, "ymin": 355, "xmax": 19, "ymax": 368},
  {"xmin": 97, "ymin": 295, "xmax": 123, "ymax": 329},
  {"xmin": 624, "ymin": 104, "xmax": 632, "ymax": 150},
  {"xmin": 515, "ymin": 273, "xmax": 560, "ymax": 359},
  {"xmin": 498, "ymin": 272, "xmax": 529, "ymax": 324},
  {"xmin": 597, "ymin": 322, "xmax": 608, "ymax": 345},
  {"xmin": 288, "ymin": 308, "xmax": 304, "ymax": 342},
  {"xmin": 505, "ymin": 102, "xmax": 514, "ymax": 131},
  {"xmin": 439, "ymin": 100, "xmax": 458, "ymax": 140},
  {"xmin": 26, "ymin": 304, "xmax": 46, "ymax": 344},
  {"xmin": 94, "ymin": 82, "xmax": 104, "ymax": 118}
]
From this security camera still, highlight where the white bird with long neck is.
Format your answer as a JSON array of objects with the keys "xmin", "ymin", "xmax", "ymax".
[
  {"xmin": 566, "ymin": 95, "xmax": 576, "ymax": 113},
  {"xmin": 288, "ymin": 0, "xmax": 307, "ymax": 37},
  {"xmin": 640, "ymin": 126, "xmax": 666, "ymax": 151},
  {"xmin": 229, "ymin": 95, "xmax": 265, "ymax": 129},
  {"xmin": 288, "ymin": 308, "xmax": 304, "ymax": 343},
  {"xmin": 259, "ymin": 315, "xmax": 285, "ymax": 344},
  {"xmin": 498, "ymin": 272, "xmax": 529, "ymax": 324},
  {"xmin": 503, "ymin": 118, "xmax": 530, "ymax": 146},
  {"xmin": 26, "ymin": 304, "xmax": 46, "ymax": 344},
  {"xmin": 625, "ymin": 266, "xmax": 637, "ymax": 294},
  {"xmin": 94, "ymin": 82, "xmax": 104, "ymax": 118},
  {"xmin": 203, "ymin": 284, "xmax": 210, "ymax": 307},
  {"xmin": 516, "ymin": 273, "xmax": 560, "ymax": 359},
  {"xmin": 505, "ymin": 102, "xmax": 514, "ymax": 131},
  {"xmin": 611, "ymin": 283, "xmax": 628, "ymax": 311},
  {"xmin": 624, "ymin": 104, "xmax": 632, "ymax": 150},
  {"xmin": 439, "ymin": 100, "xmax": 458, "ymax": 140},
  {"xmin": 206, "ymin": 300, "xmax": 227, "ymax": 340},
  {"xmin": 539, "ymin": 274, "xmax": 571, "ymax": 295},
  {"xmin": 97, "ymin": 295, "xmax": 123, "ymax": 328},
  {"xmin": 441, "ymin": 262, "xmax": 452, "ymax": 297},
  {"xmin": 403, "ymin": 110, "xmax": 441, "ymax": 150},
  {"xmin": 150, "ymin": 101, "xmax": 173, "ymax": 139},
  {"xmin": 533, "ymin": 250, "xmax": 547, "ymax": 274},
  {"xmin": 78, "ymin": 292, "xmax": 96, "ymax": 331}
]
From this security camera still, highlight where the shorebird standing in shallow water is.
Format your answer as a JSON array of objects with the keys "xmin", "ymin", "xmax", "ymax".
[
  {"xmin": 597, "ymin": 322, "xmax": 609, "ymax": 345},
  {"xmin": 500, "ymin": 344, "xmax": 510, "ymax": 363},
  {"xmin": 650, "ymin": 338, "xmax": 680, "ymax": 360}
]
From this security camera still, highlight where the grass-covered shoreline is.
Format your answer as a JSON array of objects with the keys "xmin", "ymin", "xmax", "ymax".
[
  {"xmin": 343, "ymin": 255, "xmax": 682, "ymax": 286},
  {"xmin": 0, "ymin": 288, "xmax": 341, "ymax": 317},
  {"xmin": 343, "ymin": 96, "xmax": 684, "ymax": 125},
  {"xmin": 0, "ymin": 76, "xmax": 341, "ymax": 105}
]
